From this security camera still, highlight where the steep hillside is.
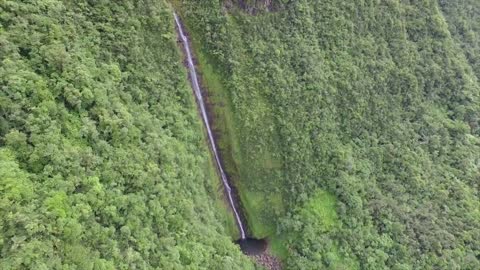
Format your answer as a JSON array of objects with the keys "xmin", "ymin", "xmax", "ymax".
[
  {"xmin": 177, "ymin": 0, "xmax": 480, "ymax": 269},
  {"xmin": 439, "ymin": 0, "xmax": 480, "ymax": 77},
  {"xmin": 0, "ymin": 1, "xmax": 254, "ymax": 269},
  {"xmin": 2, "ymin": 0, "xmax": 480, "ymax": 269}
]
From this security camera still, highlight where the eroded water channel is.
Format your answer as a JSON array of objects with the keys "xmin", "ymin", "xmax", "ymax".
[{"xmin": 173, "ymin": 12, "xmax": 270, "ymax": 256}]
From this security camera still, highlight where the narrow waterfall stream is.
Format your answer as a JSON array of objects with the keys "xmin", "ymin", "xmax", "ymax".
[{"xmin": 173, "ymin": 12, "xmax": 247, "ymax": 240}]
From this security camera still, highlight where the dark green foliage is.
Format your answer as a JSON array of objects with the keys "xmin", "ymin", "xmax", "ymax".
[
  {"xmin": 0, "ymin": 1, "xmax": 253, "ymax": 269},
  {"xmin": 178, "ymin": 0, "xmax": 480, "ymax": 269},
  {"xmin": 3, "ymin": 0, "xmax": 480, "ymax": 269},
  {"xmin": 440, "ymin": 0, "xmax": 480, "ymax": 77},
  {"xmin": 225, "ymin": 0, "xmax": 287, "ymax": 14}
]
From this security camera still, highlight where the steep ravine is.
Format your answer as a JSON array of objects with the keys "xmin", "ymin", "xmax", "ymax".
[
  {"xmin": 173, "ymin": 11, "xmax": 281, "ymax": 270},
  {"xmin": 173, "ymin": 11, "xmax": 247, "ymax": 240}
]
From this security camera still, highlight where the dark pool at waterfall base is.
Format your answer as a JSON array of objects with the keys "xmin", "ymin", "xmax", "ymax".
[{"xmin": 236, "ymin": 238, "xmax": 268, "ymax": 255}]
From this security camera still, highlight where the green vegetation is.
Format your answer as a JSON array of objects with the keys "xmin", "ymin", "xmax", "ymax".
[
  {"xmin": 183, "ymin": 26, "xmax": 241, "ymax": 240},
  {"xmin": 301, "ymin": 190, "xmax": 338, "ymax": 232},
  {"xmin": 178, "ymin": 0, "xmax": 480, "ymax": 269},
  {"xmin": 0, "ymin": 1, "xmax": 255, "ymax": 269},
  {"xmin": 175, "ymin": 6, "xmax": 285, "ymax": 243},
  {"xmin": 440, "ymin": 0, "xmax": 480, "ymax": 76},
  {"xmin": 2, "ymin": 0, "xmax": 480, "ymax": 269}
]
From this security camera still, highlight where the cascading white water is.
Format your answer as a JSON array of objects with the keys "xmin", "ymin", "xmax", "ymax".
[{"xmin": 173, "ymin": 12, "xmax": 246, "ymax": 240}]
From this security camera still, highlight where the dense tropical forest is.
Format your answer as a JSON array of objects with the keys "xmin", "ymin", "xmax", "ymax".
[
  {"xmin": 0, "ymin": 1, "xmax": 254, "ymax": 269},
  {"xmin": 176, "ymin": 0, "xmax": 480, "ymax": 269},
  {"xmin": 1, "ymin": 0, "xmax": 479, "ymax": 270}
]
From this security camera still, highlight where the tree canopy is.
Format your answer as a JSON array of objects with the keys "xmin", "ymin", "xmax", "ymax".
[
  {"xmin": 177, "ymin": 0, "xmax": 480, "ymax": 269},
  {"xmin": 0, "ymin": 1, "xmax": 254, "ymax": 269},
  {"xmin": 2, "ymin": 0, "xmax": 480, "ymax": 269}
]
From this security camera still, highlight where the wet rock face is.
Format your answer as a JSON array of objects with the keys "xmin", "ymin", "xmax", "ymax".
[
  {"xmin": 225, "ymin": 0, "xmax": 282, "ymax": 14},
  {"xmin": 235, "ymin": 238, "xmax": 282, "ymax": 270},
  {"xmin": 236, "ymin": 238, "xmax": 267, "ymax": 255}
]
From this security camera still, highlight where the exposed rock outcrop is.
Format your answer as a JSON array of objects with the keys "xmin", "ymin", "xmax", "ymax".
[{"xmin": 252, "ymin": 251, "xmax": 282, "ymax": 270}]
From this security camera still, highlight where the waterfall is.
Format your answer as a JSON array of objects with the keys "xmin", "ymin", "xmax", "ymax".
[{"xmin": 173, "ymin": 12, "xmax": 247, "ymax": 240}]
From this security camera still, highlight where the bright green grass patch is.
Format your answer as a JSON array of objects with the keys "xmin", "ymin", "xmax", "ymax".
[
  {"xmin": 298, "ymin": 190, "xmax": 358, "ymax": 269},
  {"xmin": 239, "ymin": 189, "xmax": 288, "ymax": 259},
  {"xmin": 268, "ymin": 234, "xmax": 289, "ymax": 259},
  {"xmin": 239, "ymin": 190, "xmax": 283, "ymax": 237},
  {"xmin": 301, "ymin": 190, "xmax": 339, "ymax": 232}
]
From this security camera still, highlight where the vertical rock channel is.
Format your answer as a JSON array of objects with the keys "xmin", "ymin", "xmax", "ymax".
[{"xmin": 173, "ymin": 12, "xmax": 247, "ymax": 240}]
